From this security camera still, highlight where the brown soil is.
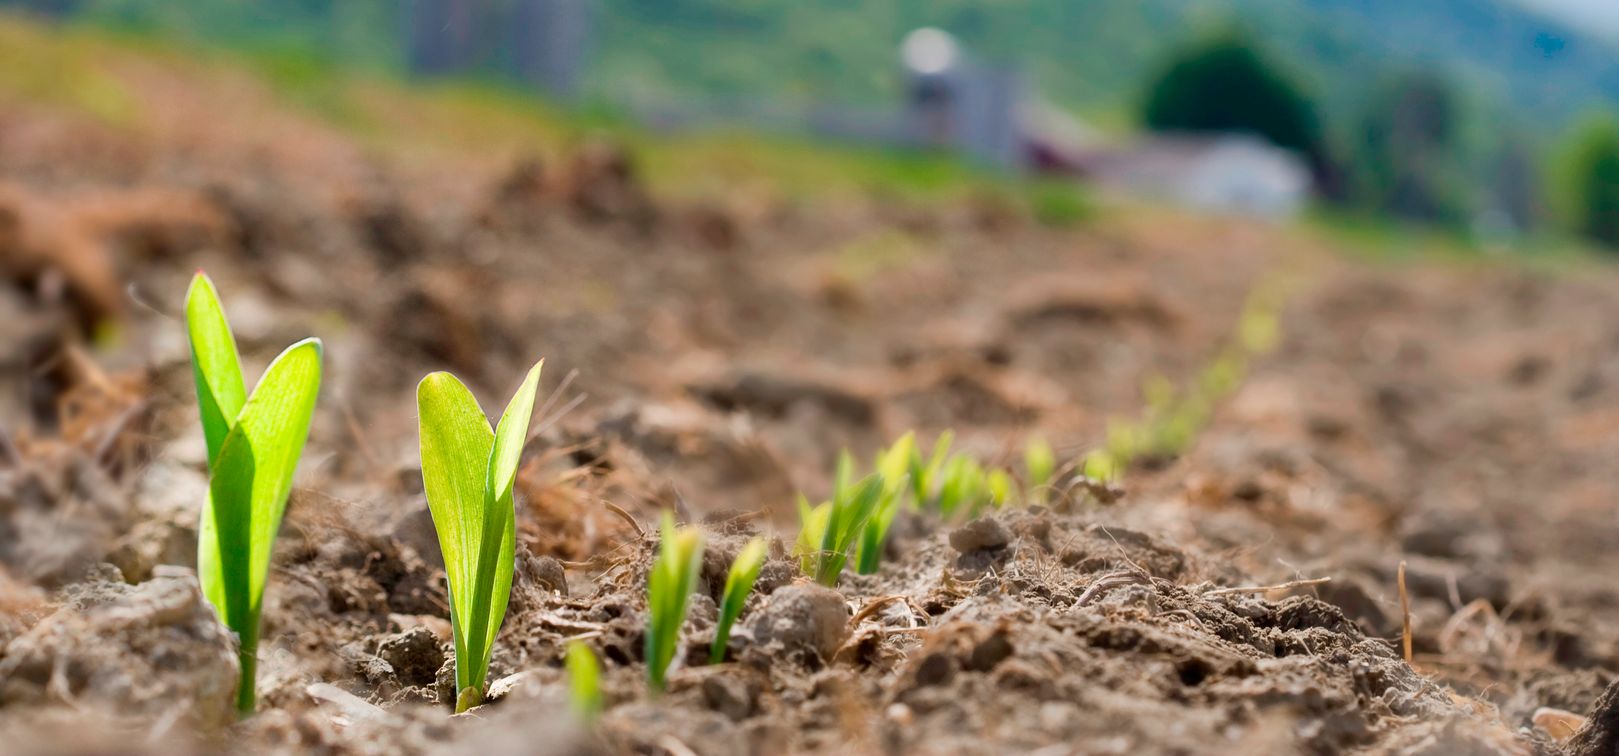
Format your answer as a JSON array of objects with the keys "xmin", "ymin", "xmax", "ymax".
[{"xmin": 3, "ymin": 56, "xmax": 1619, "ymax": 756}]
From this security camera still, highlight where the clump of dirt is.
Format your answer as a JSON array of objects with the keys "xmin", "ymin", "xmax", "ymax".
[{"xmin": 0, "ymin": 565, "xmax": 239, "ymax": 732}]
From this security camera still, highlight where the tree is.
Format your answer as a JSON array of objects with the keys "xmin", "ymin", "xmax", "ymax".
[
  {"xmin": 1350, "ymin": 71, "xmax": 1472, "ymax": 224},
  {"xmin": 1556, "ymin": 114, "xmax": 1619, "ymax": 249},
  {"xmin": 1146, "ymin": 33, "xmax": 1321, "ymax": 153},
  {"xmin": 1141, "ymin": 31, "xmax": 1325, "ymax": 175}
]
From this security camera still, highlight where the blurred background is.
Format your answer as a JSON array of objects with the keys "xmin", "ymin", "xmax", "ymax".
[{"xmin": 5, "ymin": 0, "xmax": 1619, "ymax": 244}]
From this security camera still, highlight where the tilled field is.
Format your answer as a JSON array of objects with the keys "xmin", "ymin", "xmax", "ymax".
[{"xmin": 3, "ymin": 42, "xmax": 1619, "ymax": 755}]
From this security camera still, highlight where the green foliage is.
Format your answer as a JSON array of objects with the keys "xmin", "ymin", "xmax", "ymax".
[
  {"xmin": 710, "ymin": 537, "xmax": 767, "ymax": 663},
  {"xmin": 185, "ymin": 272, "xmax": 322, "ymax": 715},
  {"xmin": 910, "ymin": 431, "xmax": 954, "ymax": 506},
  {"xmin": 1348, "ymin": 70, "xmax": 1475, "ymax": 224},
  {"xmin": 646, "ymin": 512, "xmax": 705, "ymax": 692},
  {"xmin": 986, "ymin": 468, "xmax": 1013, "ymax": 509},
  {"xmin": 1023, "ymin": 436, "xmax": 1055, "ymax": 504},
  {"xmin": 1023, "ymin": 180, "xmax": 1091, "ymax": 228},
  {"xmin": 1081, "ymin": 449, "xmax": 1121, "ymax": 481},
  {"xmin": 854, "ymin": 433, "xmax": 915, "ymax": 575},
  {"xmin": 1555, "ymin": 113, "xmax": 1619, "ymax": 250},
  {"xmin": 934, "ymin": 454, "xmax": 986, "ymax": 519},
  {"xmin": 566, "ymin": 640, "xmax": 603, "ymax": 722},
  {"xmin": 1081, "ymin": 277, "xmax": 1289, "ymax": 479},
  {"xmin": 795, "ymin": 463, "xmax": 885, "ymax": 586},
  {"xmin": 1141, "ymin": 30, "xmax": 1321, "ymax": 166},
  {"xmin": 417, "ymin": 361, "xmax": 543, "ymax": 713}
]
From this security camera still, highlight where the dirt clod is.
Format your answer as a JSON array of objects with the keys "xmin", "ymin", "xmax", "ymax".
[
  {"xmin": 948, "ymin": 517, "xmax": 1012, "ymax": 554},
  {"xmin": 743, "ymin": 583, "xmax": 850, "ymax": 664},
  {"xmin": 0, "ymin": 565, "xmax": 238, "ymax": 730}
]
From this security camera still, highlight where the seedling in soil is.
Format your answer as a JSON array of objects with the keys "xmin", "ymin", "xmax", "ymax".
[
  {"xmin": 710, "ymin": 536, "xmax": 767, "ymax": 663},
  {"xmin": 647, "ymin": 512, "xmax": 705, "ymax": 692},
  {"xmin": 987, "ymin": 468, "xmax": 1013, "ymax": 509},
  {"xmin": 796, "ymin": 460, "xmax": 885, "ymax": 586},
  {"xmin": 1082, "ymin": 449, "xmax": 1121, "ymax": 481},
  {"xmin": 935, "ymin": 453, "xmax": 993, "ymax": 520},
  {"xmin": 1024, "ymin": 436, "xmax": 1055, "ymax": 504},
  {"xmin": 566, "ymin": 640, "xmax": 603, "ymax": 722},
  {"xmin": 417, "ymin": 361, "xmax": 543, "ymax": 713},
  {"xmin": 910, "ymin": 430, "xmax": 954, "ymax": 506},
  {"xmin": 854, "ymin": 433, "xmax": 916, "ymax": 575},
  {"xmin": 185, "ymin": 272, "xmax": 322, "ymax": 715}
]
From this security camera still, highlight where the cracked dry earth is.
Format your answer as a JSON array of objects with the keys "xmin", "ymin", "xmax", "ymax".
[{"xmin": 6, "ymin": 65, "xmax": 1619, "ymax": 755}]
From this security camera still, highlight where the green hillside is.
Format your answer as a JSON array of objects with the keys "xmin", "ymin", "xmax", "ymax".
[{"xmin": 31, "ymin": 0, "xmax": 1619, "ymax": 133}]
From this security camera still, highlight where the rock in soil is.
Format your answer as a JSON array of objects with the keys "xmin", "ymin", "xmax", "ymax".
[{"xmin": 0, "ymin": 565, "xmax": 238, "ymax": 730}]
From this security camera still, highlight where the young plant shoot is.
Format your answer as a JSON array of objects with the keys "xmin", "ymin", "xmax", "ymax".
[
  {"xmin": 418, "ymin": 361, "xmax": 543, "ymax": 713},
  {"xmin": 1024, "ymin": 436, "xmax": 1055, "ymax": 504},
  {"xmin": 710, "ymin": 536, "xmax": 767, "ymax": 663},
  {"xmin": 910, "ymin": 430, "xmax": 954, "ymax": 507},
  {"xmin": 935, "ymin": 454, "xmax": 986, "ymax": 520},
  {"xmin": 647, "ymin": 512, "xmax": 705, "ymax": 692},
  {"xmin": 185, "ymin": 272, "xmax": 323, "ymax": 715},
  {"xmin": 855, "ymin": 434, "xmax": 915, "ymax": 574},
  {"xmin": 566, "ymin": 640, "xmax": 603, "ymax": 722},
  {"xmin": 797, "ymin": 469, "xmax": 885, "ymax": 586}
]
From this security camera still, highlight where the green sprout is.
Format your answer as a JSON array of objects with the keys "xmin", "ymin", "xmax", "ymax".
[
  {"xmin": 566, "ymin": 640, "xmax": 602, "ymax": 722},
  {"xmin": 1023, "ymin": 436, "xmax": 1055, "ymax": 504},
  {"xmin": 794, "ymin": 496, "xmax": 829, "ymax": 575},
  {"xmin": 910, "ymin": 430, "xmax": 954, "ymax": 506},
  {"xmin": 987, "ymin": 468, "xmax": 1014, "ymax": 509},
  {"xmin": 796, "ymin": 465, "xmax": 885, "ymax": 586},
  {"xmin": 417, "ymin": 361, "xmax": 543, "ymax": 713},
  {"xmin": 709, "ymin": 536, "xmax": 767, "ymax": 663},
  {"xmin": 646, "ymin": 512, "xmax": 705, "ymax": 692},
  {"xmin": 936, "ymin": 453, "xmax": 996, "ymax": 520},
  {"xmin": 185, "ymin": 272, "xmax": 323, "ymax": 716},
  {"xmin": 854, "ymin": 434, "xmax": 915, "ymax": 575}
]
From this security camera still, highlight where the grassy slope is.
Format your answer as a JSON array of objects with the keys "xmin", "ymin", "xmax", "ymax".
[
  {"xmin": 57, "ymin": 0, "xmax": 1619, "ymax": 136},
  {"xmin": 0, "ymin": 13, "xmax": 1013, "ymax": 206}
]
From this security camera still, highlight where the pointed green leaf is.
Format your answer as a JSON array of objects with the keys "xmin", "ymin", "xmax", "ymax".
[
  {"xmin": 815, "ymin": 474, "xmax": 883, "ymax": 585},
  {"xmin": 646, "ymin": 513, "xmax": 704, "ymax": 691},
  {"xmin": 1024, "ymin": 436, "xmax": 1055, "ymax": 503},
  {"xmin": 466, "ymin": 361, "xmax": 542, "ymax": 682},
  {"xmin": 486, "ymin": 361, "xmax": 543, "ymax": 506},
  {"xmin": 184, "ymin": 273, "xmax": 246, "ymax": 469},
  {"xmin": 795, "ymin": 496, "xmax": 830, "ymax": 575},
  {"xmin": 566, "ymin": 641, "xmax": 603, "ymax": 721},
  {"xmin": 711, "ymin": 537, "xmax": 767, "ymax": 663}
]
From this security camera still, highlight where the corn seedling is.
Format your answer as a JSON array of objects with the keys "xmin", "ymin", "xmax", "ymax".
[
  {"xmin": 185, "ymin": 273, "xmax": 322, "ymax": 715},
  {"xmin": 854, "ymin": 434, "xmax": 915, "ymax": 574},
  {"xmin": 418, "ymin": 361, "xmax": 543, "ymax": 713},
  {"xmin": 710, "ymin": 536, "xmax": 767, "ymax": 663},
  {"xmin": 1073, "ymin": 276, "xmax": 1291, "ymax": 482},
  {"xmin": 909, "ymin": 430, "xmax": 954, "ymax": 506},
  {"xmin": 566, "ymin": 640, "xmax": 603, "ymax": 722},
  {"xmin": 987, "ymin": 468, "xmax": 1013, "ymax": 509},
  {"xmin": 796, "ymin": 469, "xmax": 885, "ymax": 586},
  {"xmin": 937, "ymin": 453, "xmax": 1001, "ymax": 520},
  {"xmin": 1023, "ymin": 436, "xmax": 1055, "ymax": 504},
  {"xmin": 646, "ymin": 512, "xmax": 705, "ymax": 692},
  {"xmin": 1082, "ymin": 449, "xmax": 1121, "ymax": 481}
]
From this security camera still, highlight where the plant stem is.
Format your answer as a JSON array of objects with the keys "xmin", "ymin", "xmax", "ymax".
[{"xmin": 237, "ymin": 646, "xmax": 256, "ymax": 715}]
